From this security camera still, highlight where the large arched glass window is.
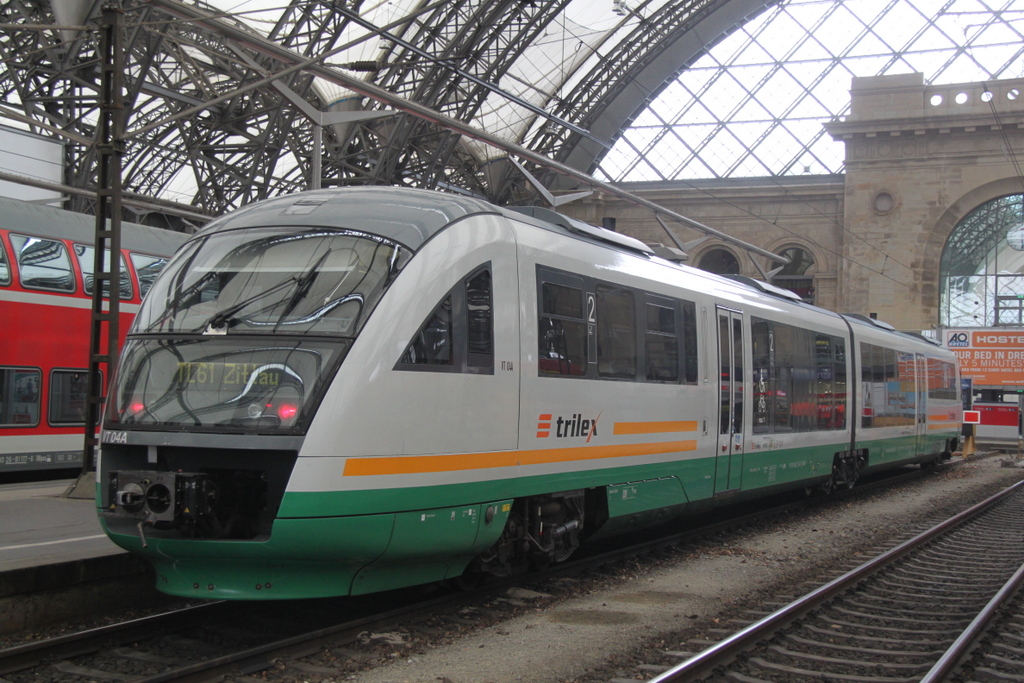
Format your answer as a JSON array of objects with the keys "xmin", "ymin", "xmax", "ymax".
[
  {"xmin": 698, "ymin": 248, "xmax": 740, "ymax": 275},
  {"xmin": 940, "ymin": 195, "xmax": 1024, "ymax": 327},
  {"xmin": 771, "ymin": 247, "xmax": 816, "ymax": 304}
]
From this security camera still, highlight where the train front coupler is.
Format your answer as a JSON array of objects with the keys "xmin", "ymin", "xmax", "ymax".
[{"xmin": 106, "ymin": 470, "xmax": 218, "ymax": 544}]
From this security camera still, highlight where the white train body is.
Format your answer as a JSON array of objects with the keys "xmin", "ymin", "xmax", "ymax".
[{"xmin": 97, "ymin": 188, "xmax": 961, "ymax": 599}]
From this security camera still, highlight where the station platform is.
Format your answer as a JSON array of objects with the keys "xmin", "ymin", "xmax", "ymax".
[
  {"xmin": 0, "ymin": 479, "xmax": 121, "ymax": 573},
  {"xmin": 0, "ymin": 479, "xmax": 155, "ymax": 635}
]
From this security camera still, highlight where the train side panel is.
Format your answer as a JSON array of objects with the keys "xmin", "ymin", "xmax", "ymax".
[{"xmin": 850, "ymin": 321, "xmax": 960, "ymax": 471}]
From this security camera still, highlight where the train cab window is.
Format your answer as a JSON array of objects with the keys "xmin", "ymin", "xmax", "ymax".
[
  {"xmin": 404, "ymin": 295, "xmax": 453, "ymax": 365},
  {"xmin": 0, "ymin": 367, "xmax": 41, "ymax": 427},
  {"xmin": 130, "ymin": 253, "xmax": 169, "ymax": 298},
  {"xmin": 49, "ymin": 369, "xmax": 93, "ymax": 425},
  {"xmin": 397, "ymin": 264, "xmax": 493, "ymax": 374},
  {"xmin": 645, "ymin": 298, "xmax": 678, "ymax": 382},
  {"xmin": 596, "ymin": 284, "xmax": 636, "ymax": 378},
  {"xmin": 466, "ymin": 268, "xmax": 493, "ymax": 369},
  {"xmin": 538, "ymin": 275, "xmax": 588, "ymax": 377},
  {"xmin": 0, "ymin": 241, "xmax": 10, "ymax": 286},
  {"xmin": 10, "ymin": 234, "xmax": 75, "ymax": 292},
  {"xmin": 74, "ymin": 244, "xmax": 133, "ymax": 299}
]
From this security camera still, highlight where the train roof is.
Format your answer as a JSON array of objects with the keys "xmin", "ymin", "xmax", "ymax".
[
  {"xmin": 0, "ymin": 195, "xmax": 188, "ymax": 256},
  {"xmin": 191, "ymin": 187, "xmax": 500, "ymax": 251},
  {"xmin": 191, "ymin": 187, "xmax": 656, "ymax": 257}
]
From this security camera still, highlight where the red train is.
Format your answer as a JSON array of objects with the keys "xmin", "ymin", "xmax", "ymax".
[{"xmin": 0, "ymin": 197, "xmax": 188, "ymax": 473}]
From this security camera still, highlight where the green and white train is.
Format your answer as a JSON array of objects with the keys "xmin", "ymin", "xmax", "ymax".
[{"xmin": 97, "ymin": 187, "xmax": 961, "ymax": 600}]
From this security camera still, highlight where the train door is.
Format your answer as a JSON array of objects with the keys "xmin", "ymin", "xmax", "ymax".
[
  {"xmin": 715, "ymin": 307, "xmax": 745, "ymax": 493},
  {"xmin": 915, "ymin": 352, "xmax": 928, "ymax": 454}
]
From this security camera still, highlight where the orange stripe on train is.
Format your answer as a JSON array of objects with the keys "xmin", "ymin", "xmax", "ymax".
[
  {"xmin": 343, "ymin": 440, "xmax": 698, "ymax": 476},
  {"xmin": 612, "ymin": 420, "xmax": 698, "ymax": 435}
]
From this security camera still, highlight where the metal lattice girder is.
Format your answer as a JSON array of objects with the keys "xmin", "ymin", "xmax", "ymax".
[
  {"xmin": 1, "ymin": 0, "xmax": 809, "ymax": 214},
  {"xmin": 6, "ymin": 0, "xmax": 1017, "ymax": 216},
  {"xmin": 941, "ymin": 195, "xmax": 1024, "ymax": 277}
]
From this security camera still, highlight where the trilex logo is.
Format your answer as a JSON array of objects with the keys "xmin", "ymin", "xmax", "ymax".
[{"xmin": 536, "ymin": 413, "xmax": 600, "ymax": 442}]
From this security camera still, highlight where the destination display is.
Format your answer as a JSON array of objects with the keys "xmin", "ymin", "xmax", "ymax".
[{"xmin": 176, "ymin": 362, "xmax": 283, "ymax": 387}]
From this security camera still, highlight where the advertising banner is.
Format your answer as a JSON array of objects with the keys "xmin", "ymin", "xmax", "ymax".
[{"xmin": 944, "ymin": 328, "xmax": 1024, "ymax": 387}]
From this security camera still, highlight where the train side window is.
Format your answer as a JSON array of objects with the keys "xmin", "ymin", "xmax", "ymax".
[
  {"xmin": 0, "ymin": 367, "xmax": 41, "ymax": 427},
  {"xmin": 466, "ymin": 268, "xmax": 493, "ymax": 369},
  {"xmin": 815, "ymin": 334, "xmax": 836, "ymax": 429},
  {"xmin": 10, "ymin": 234, "xmax": 75, "ymax": 292},
  {"xmin": 833, "ymin": 338, "xmax": 847, "ymax": 429},
  {"xmin": 538, "ymin": 272, "xmax": 587, "ymax": 377},
  {"xmin": 751, "ymin": 319, "xmax": 772, "ymax": 432},
  {"xmin": 645, "ymin": 297, "xmax": 678, "ymax": 382},
  {"xmin": 681, "ymin": 300, "xmax": 699, "ymax": 383},
  {"xmin": 861, "ymin": 343, "xmax": 877, "ymax": 428},
  {"xmin": 0, "ymin": 240, "xmax": 10, "ymax": 286},
  {"xmin": 49, "ymin": 369, "xmax": 95, "ymax": 425},
  {"xmin": 130, "ymin": 253, "xmax": 169, "ymax": 299},
  {"xmin": 74, "ymin": 244, "xmax": 133, "ymax": 299},
  {"xmin": 596, "ymin": 284, "xmax": 636, "ymax": 378},
  {"xmin": 402, "ymin": 295, "xmax": 453, "ymax": 366},
  {"xmin": 861, "ymin": 342, "xmax": 916, "ymax": 428},
  {"xmin": 927, "ymin": 358, "xmax": 957, "ymax": 400},
  {"xmin": 398, "ymin": 263, "xmax": 493, "ymax": 374}
]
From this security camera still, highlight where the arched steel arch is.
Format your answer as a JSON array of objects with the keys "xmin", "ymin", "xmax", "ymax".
[
  {"xmin": 525, "ymin": 0, "xmax": 778, "ymax": 193},
  {"xmin": 0, "ymin": 0, "xmax": 773, "ymax": 215}
]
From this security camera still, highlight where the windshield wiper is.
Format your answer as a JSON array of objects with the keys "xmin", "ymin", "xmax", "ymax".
[
  {"xmin": 201, "ymin": 275, "xmax": 306, "ymax": 333},
  {"xmin": 272, "ymin": 249, "xmax": 332, "ymax": 331}
]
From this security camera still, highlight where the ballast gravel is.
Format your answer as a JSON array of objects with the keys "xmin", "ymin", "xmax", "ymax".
[{"xmin": 344, "ymin": 455, "xmax": 1024, "ymax": 683}]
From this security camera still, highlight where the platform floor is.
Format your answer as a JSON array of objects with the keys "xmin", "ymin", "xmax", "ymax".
[{"xmin": 0, "ymin": 479, "xmax": 124, "ymax": 573}]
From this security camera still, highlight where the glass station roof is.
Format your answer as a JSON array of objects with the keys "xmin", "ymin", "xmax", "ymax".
[{"xmin": 598, "ymin": 0, "xmax": 1024, "ymax": 181}]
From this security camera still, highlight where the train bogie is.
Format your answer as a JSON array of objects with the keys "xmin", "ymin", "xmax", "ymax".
[{"xmin": 96, "ymin": 187, "xmax": 962, "ymax": 599}]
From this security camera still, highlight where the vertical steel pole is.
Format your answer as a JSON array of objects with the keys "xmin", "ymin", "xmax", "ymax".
[{"xmin": 76, "ymin": 3, "xmax": 124, "ymax": 493}]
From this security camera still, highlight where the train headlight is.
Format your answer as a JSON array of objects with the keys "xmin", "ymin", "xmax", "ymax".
[{"xmin": 277, "ymin": 403, "xmax": 298, "ymax": 421}]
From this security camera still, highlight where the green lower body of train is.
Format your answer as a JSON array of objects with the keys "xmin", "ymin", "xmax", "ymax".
[{"xmin": 100, "ymin": 433, "xmax": 955, "ymax": 600}]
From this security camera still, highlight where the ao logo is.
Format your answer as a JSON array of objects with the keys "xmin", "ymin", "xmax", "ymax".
[{"xmin": 947, "ymin": 332, "xmax": 969, "ymax": 348}]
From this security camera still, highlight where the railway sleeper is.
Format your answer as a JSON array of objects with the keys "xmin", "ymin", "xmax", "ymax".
[
  {"xmin": 971, "ymin": 666, "xmax": 1024, "ymax": 683},
  {"xmin": 745, "ymin": 656, "xmax": 922, "ymax": 682},
  {"xmin": 815, "ymin": 615, "xmax": 964, "ymax": 636},
  {"xmin": 767, "ymin": 644, "xmax": 935, "ymax": 671},
  {"xmin": 784, "ymin": 634, "xmax": 943, "ymax": 658}
]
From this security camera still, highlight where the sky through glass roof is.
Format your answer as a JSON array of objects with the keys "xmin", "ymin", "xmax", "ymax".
[{"xmin": 597, "ymin": 0, "xmax": 1024, "ymax": 182}]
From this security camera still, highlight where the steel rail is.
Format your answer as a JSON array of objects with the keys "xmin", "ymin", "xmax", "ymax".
[
  {"xmin": 919, "ymin": 557, "xmax": 1024, "ymax": 682},
  {"xmin": 142, "ymin": 0, "xmax": 790, "ymax": 265},
  {"xmin": 647, "ymin": 477, "xmax": 1024, "ymax": 683},
  {"xmin": 0, "ymin": 602, "xmax": 226, "ymax": 676}
]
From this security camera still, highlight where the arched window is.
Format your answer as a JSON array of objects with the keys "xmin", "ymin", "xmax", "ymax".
[
  {"xmin": 698, "ymin": 248, "xmax": 740, "ymax": 275},
  {"xmin": 771, "ymin": 247, "xmax": 815, "ymax": 304},
  {"xmin": 940, "ymin": 195, "xmax": 1024, "ymax": 327}
]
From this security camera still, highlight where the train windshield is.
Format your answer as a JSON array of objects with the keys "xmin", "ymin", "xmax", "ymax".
[
  {"xmin": 134, "ymin": 226, "xmax": 410, "ymax": 336},
  {"xmin": 107, "ymin": 338, "xmax": 344, "ymax": 431}
]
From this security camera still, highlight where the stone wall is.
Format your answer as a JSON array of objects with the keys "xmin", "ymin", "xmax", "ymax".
[{"xmin": 560, "ymin": 73, "xmax": 1024, "ymax": 332}]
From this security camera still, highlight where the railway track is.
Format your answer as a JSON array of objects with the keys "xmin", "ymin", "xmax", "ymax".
[
  {"xmin": 619, "ymin": 477, "xmax": 1024, "ymax": 683},
  {"xmin": 0, "ymin": 462, "xmax": 961, "ymax": 683}
]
